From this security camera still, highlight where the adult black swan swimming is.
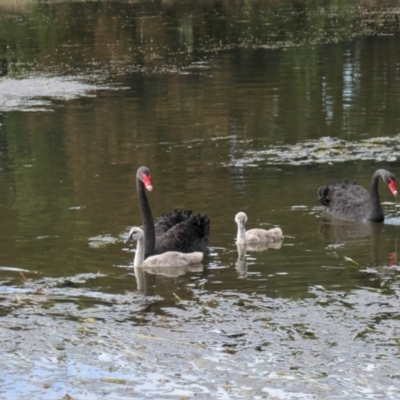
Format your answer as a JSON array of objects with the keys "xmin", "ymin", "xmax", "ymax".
[
  {"xmin": 317, "ymin": 169, "xmax": 397, "ymax": 222},
  {"xmin": 135, "ymin": 166, "xmax": 210, "ymax": 258}
]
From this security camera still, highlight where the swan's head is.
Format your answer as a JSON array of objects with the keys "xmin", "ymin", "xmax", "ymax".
[
  {"xmin": 125, "ymin": 227, "xmax": 145, "ymax": 243},
  {"xmin": 235, "ymin": 212, "xmax": 248, "ymax": 228},
  {"xmin": 137, "ymin": 166, "xmax": 153, "ymax": 191},
  {"xmin": 387, "ymin": 175, "xmax": 397, "ymax": 197},
  {"xmin": 389, "ymin": 179, "xmax": 398, "ymax": 196},
  {"xmin": 379, "ymin": 169, "xmax": 398, "ymax": 197}
]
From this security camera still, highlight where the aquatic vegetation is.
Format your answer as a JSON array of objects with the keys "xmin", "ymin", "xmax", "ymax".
[{"xmin": 226, "ymin": 136, "xmax": 400, "ymax": 166}]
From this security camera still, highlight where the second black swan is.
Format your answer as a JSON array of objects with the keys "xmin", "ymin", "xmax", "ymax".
[
  {"xmin": 135, "ymin": 166, "xmax": 210, "ymax": 258},
  {"xmin": 317, "ymin": 169, "xmax": 397, "ymax": 222}
]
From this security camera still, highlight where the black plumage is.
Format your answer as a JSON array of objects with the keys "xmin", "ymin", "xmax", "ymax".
[
  {"xmin": 317, "ymin": 169, "xmax": 397, "ymax": 222},
  {"xmin": 135, "ymin": 166, "xmax": 210, "ymax": 258}
]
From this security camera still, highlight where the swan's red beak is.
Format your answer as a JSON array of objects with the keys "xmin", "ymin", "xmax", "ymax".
[
  {"xmin": 389, "ymin": 179, "xmax": 397, "ymax": 196},
  {"xmin": 142, "ymin": 174, "xmax": 153, "ymax": 191}
]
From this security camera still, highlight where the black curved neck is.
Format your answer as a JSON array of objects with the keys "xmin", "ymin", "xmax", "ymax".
[
  {"xmin": 369, "ymin": 170, "xmax": 384, "ymax": 222},
  {"xmin": 137, "ymin": 177, "xmax": 155, "ymax": 257}
]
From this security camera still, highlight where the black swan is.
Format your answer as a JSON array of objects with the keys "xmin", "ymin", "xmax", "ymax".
[
  {"xmin": 135, "ymin": 166, "xmax": 210, "ymax": 258},
  {"xmin": 126, "ymin": 227, "xmax": 203, "ymax": 267},
  {"xmin": 235, "ymin": 212, "xmax": 283, "ymax": 245},
  {"xmin": 317, "ymin": 169, "xmax": 397, "ymax": 222}
]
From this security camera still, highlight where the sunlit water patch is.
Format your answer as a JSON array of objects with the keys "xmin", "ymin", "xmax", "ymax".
[
  {"xmin": 0, "ymin": 266, "xmax": 33, "ymax": 273},
  {"xmin": 88, "ymin": 234, "xmax": 120, "ymax": 249},
  {"xmin": 1, "ymin": 285, "xmax": 400, "ymax": 399},
  {"xmin": 0, "ymin": 76, "xmax": 122, "ymax": 112},
  {"xmin": 384, "ymin": 216, "xmax": 400, "ymax": 226}
]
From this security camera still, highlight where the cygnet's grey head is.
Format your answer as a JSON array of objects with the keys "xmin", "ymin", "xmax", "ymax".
[
  {"xmin": 235, "ymin": 212, "xmax": 248, "ymax": 227},
  {"xmin": 125, "ymin": 227, "xmax": 145, "ymax": 243}
]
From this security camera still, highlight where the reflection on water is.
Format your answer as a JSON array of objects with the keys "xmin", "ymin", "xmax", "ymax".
[
  {"xmin": 319, "ymin": 217, "xmax": 385, "ymax": 267},
  {"xmin": 235, "ymin": 240, "xmax": 283, "ymax": 278},
  {"xmin": 134, "ymin": 264, "xmax": 203, "ymax": 294},
  {"xmin": 318, "ymin": 217, "xmax": 379, "ymax": 244},
  {"xmin": 1, "ymin": 0, "xmax": 400, "ymax": 398}
]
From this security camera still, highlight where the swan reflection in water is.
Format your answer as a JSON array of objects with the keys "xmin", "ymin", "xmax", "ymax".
[
  {"xmin": 235, "ymin": 240, "xmax": 283, "ymax": 278},
  {"xmin": 318, "ymin": 216, "xmax": 381, "ymax": 245},
  {"xmin": 317, "ymin": 216, "xmax": 400, "ymax": 271},
  {"xmin": 134, "ymin": 263, "xmax": 203, "ymax": 293}
]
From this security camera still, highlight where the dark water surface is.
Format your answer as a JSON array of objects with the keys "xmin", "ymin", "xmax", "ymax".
[{"xmin": 1, "ymin": 1, "xmax": 400, "ymax": 398}]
